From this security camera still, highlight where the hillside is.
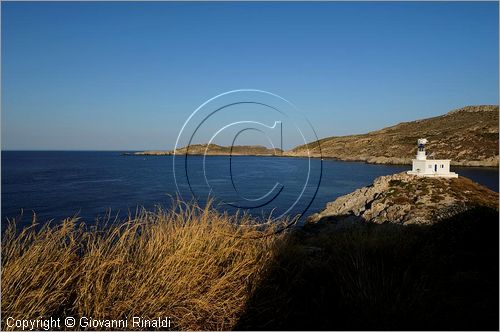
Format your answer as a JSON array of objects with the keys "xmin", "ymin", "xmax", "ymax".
[
  {"xmin": 287, "ymin": 105, "xmax": 499, "ymax": 167},
  {"xmin": 307, "ymin": 172, "xmax": 499, "ymax": 226},
  {"xmin": 126, "ymin": 144, "xmax": 283, "ymax": 156}
]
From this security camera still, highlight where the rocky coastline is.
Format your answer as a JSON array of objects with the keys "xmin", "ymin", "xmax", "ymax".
[{"xmin": 307, "ymin": 172, "xmax": 499, "ymax": 227}]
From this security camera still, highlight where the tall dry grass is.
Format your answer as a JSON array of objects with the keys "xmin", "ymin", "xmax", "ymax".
[{"xmin": 1, "ymin": 201, "xmax": 286, "ymax": 330}]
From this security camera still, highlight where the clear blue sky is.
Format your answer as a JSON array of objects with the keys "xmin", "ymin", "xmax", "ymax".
[{"xmin": 2, "ymin": 1, "xmax": 498, "ymax": 150}]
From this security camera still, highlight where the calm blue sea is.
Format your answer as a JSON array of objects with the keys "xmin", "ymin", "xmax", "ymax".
[{"xmin": 2, "ymin": 151, "xmax": 498, "ymax": 227}]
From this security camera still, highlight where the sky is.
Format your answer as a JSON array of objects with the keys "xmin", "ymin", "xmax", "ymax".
[{"xmin": 1, "ymin": 1, "xmax": 498, "ymax": 150}]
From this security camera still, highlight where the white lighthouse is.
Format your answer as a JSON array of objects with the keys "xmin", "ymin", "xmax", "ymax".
[{"xmin": 407, "ymin": 138, "xmax": 458, "ymax": 178}]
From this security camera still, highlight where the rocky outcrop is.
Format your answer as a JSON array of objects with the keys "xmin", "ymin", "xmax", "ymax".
[
  {"xmin": 307, "ymin": 172, "xmax": 498, "ymax": 226},
  {"xmin": 288, "ymin": 105, "xmax": 499, "ymax": 167}
]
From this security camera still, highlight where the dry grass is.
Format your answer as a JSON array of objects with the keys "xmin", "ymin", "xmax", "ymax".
[
  {"xmin": 3, "ymin": 200, "xmax": 497, "ymax": 330},
  {"xmin": 1, "ymin": 200, "xmax": 286, "ymax": 330}
]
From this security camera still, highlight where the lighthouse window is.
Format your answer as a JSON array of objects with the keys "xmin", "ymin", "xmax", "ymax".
[{"xmin": 441, "ymin": 164, "xmax": 444, "ymax": 168}]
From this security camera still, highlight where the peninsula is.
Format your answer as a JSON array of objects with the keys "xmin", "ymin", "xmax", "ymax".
[
  {"xmin": 129, "ymin": 105, "xmax": 499, "ymax": 167},
  {"xmin": 125, "ymin": 144, "xmax": 283, "ymax": 156}
]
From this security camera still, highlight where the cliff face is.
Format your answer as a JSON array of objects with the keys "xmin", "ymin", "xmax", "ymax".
[
  {"xmin": 307, "ymin": 172, "xmax": 498, "ymax": 226},
  {"xmin": 288, "ymin": 105, "xmax": 499, "ymax": 167}
]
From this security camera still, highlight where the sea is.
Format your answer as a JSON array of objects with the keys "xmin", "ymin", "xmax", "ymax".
[{"xmin": 2, "ymin": 151, "xmax": 498, "ymax": 228}]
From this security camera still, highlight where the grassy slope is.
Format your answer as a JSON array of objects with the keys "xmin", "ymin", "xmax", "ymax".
[
  {"xmin": 2, "ymin": 202, "xmax": 498, "ymax": 330},
  {"xmin": 1, "ymin": 202, "xmax": 285, "ymax": 331},
  {"xmin": 288, "ymin": 105, "xmax": 499, "ymax": 166}
]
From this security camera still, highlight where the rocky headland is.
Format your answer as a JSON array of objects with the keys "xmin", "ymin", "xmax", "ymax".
[
  {"xmin": 307, "ymin": 172, "xmax": 499, "ymax": 227},
  {"xmin": 238, "ymin": 172, "xmax": 499, "ymax": 331}
]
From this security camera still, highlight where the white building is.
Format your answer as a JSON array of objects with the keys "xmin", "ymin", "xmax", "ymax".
[{"xmin": 407, "ymin": 139, "xmax": 458, "ymax": 178}]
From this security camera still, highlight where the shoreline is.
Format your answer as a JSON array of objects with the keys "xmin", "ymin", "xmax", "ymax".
[{"xmin": 123, "ymin": 151, "xmax": 500, "ymax": 168}]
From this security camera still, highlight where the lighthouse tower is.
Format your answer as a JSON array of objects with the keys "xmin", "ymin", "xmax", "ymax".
[
  {"xmin": 416, "ymin": 138, "xmax": 428, "ymax": 160},
  {"xmin": 407, "ymin": 138, "xmax": 458, "ymax": 178}
]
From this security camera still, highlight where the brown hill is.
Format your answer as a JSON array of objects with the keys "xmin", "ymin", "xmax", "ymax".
[{"xmin": 287, "ymin": 105, "xmax": 499, "ymax": 167}]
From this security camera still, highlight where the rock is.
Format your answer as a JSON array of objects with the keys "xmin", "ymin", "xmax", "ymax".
[{"xmin": 307, "ymin": 172, "xmax": 498, "ymax": 226}]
